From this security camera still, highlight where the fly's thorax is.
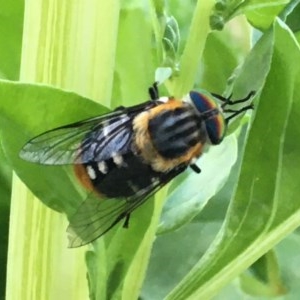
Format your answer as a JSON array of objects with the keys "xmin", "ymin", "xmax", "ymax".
[
  {"xmin": 133, "ymin": 98, "xmax": 205, "ymax": 172},
  {"xmin": 183, "ymin": 91, "xmax": 227, "ymax": 145}
]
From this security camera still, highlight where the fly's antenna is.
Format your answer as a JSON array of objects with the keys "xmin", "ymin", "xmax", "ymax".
[{"xmin": 211, "ymin": 91, "xmax": 255, "ymax": 124}]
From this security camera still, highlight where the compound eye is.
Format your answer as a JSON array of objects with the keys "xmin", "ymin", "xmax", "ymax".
[
  {"xmin": 189, "ymin": 91, "xmax": 226, "ymax": 145},
  {"xmin": 189, "ymin": 91, "xmax": 216, "ymax": 114}
]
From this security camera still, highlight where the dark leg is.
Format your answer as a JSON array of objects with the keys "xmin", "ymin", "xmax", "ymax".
[
  {"xmin": 114, "ymin": 105, "xmax": 126, "ymax": 111},
  {"xmin": 123, "ymin": 213, "xmax": 131, "ymax": 229},
  {"xmin": 211, "ymin": 92, "xmax": 232, "ymax": 102},
  {"xmin": 211, "ymin": 91, "xmax": 255, "ymax": 106},
  {"xmin": 148, "ymin": 82, "xmax": 159, "ymax": 100},
  {"xmin": 225, "ymin": 104, "xmax": 254, "ymax": 123},
  {"xmin": 190, "ymin": 164, "xmax": 201, "ymax": 174}
]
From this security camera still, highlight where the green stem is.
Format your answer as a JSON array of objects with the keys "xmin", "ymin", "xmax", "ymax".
[
  {"xmin": 170, "ymin": 0, "xmax": 215, "ymax": 97},
  {"xmin": 6, "ymin": 1, "xmax": 120, "ymax": 299}
]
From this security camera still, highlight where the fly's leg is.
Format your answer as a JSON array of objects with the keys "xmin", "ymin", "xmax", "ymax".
[
  {"xmin": 123, "ymin": 213, "xmax": 131, "ymax": 229},
  {"xmin": 148, "ymin": 82, "xmax": 159, "ymax": 100}
]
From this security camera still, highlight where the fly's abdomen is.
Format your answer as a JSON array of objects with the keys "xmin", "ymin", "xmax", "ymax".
[
  {"xmin": 76, "ymin": 153, "xmax": 162, "ymax": 198},
  {"xmin": 148, "ymin": 107, "xmax": 205, "ymax": 159}
]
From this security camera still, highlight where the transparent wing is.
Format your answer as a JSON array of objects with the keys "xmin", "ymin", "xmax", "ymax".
[
  {"xmin": 20, "ymin": 101, "xmax": 154, "ymax": 165},
  {"xmin": 67, "ymin": 165, "xmax": 186, "ymax": 247}
]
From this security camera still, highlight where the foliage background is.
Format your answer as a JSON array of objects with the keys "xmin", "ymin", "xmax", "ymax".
[
  {"xmin": 1, "ymin": 0, "xmax": 300, "ymax": 300},
  {"xmin": 0, "ymin": 0, "xmax": 23, "ymax": 299}
]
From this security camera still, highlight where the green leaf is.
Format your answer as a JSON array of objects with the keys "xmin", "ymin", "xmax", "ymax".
[
  {"xmin": 165, "ymin": 19, "xmax": 300, "ymax": 300},
  {"xmin": 210, "ymin": 0, "xmax": 290, "ymax": 30},
  {"xmin": 244, "ymin": 1, "xmax": 290, "ymax": 30},
  {"xmin": 199, "ymin": 17, "xmax": 252, "ymax": 94},
  {"xmin": 240, "ymin": 250, "xmax": 287, "ymax": 297},
  {"xmin": 285, "ymin": 1, "xmax": 300, "ymax": 32},
  {"xmin": 274, "ymin": 233, "xmax": 300, "ymax": 297},
  {"xmin": 112, "ymin": 3, "xmax": 157, "ymax": 108},
  {"xmin": 0, "ymin": 81, "xmax": 106, "ymax": 216},
  {"xmin": 142, "ymin": 221, "xmax": 221, "ymax": 299},
  {"xmin": 158, "ymin": 134, "xmax": 238, "ymax": 234}
]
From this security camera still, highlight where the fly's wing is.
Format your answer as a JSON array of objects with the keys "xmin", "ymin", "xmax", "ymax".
[
  {"xmin": 20, "ymin": 101, "xmax": 156, "ymax": 165},
  {"xmin": 67, "ymin": 165, "xmax": 186, "ymax": 247}
]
